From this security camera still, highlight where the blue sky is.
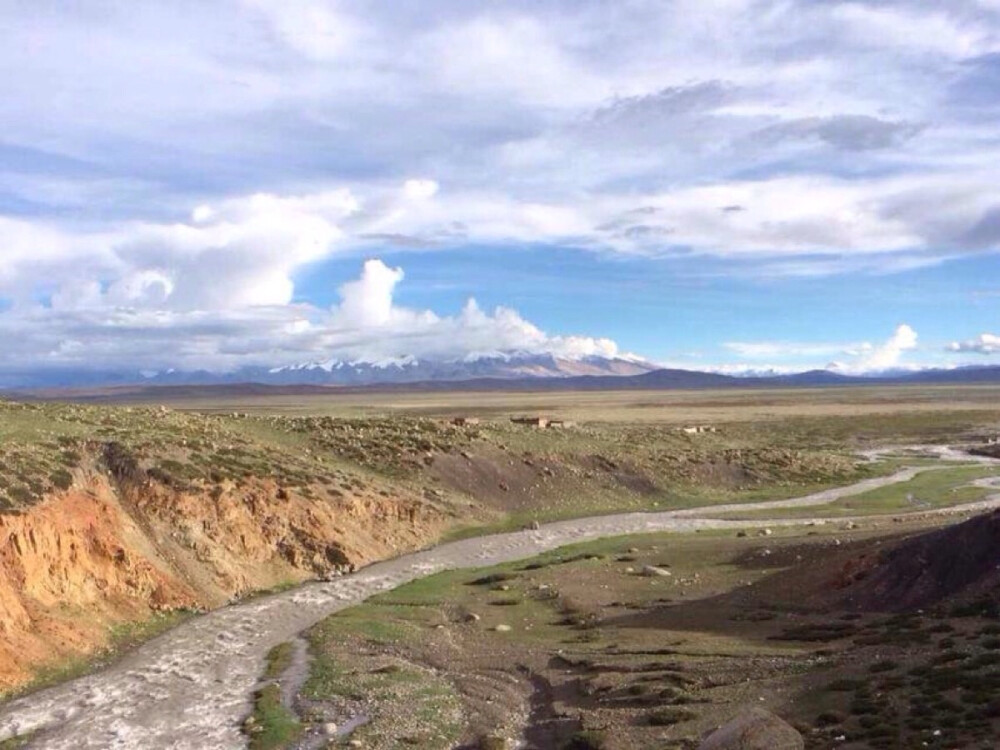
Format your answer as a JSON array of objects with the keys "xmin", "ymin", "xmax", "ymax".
[{"xmin": 1, "ymin": 1, "xmax": 999, "ymax": 375}]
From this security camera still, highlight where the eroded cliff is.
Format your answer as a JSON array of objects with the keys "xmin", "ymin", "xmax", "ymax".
[{"xmin": 0, "ymin": 456, "xmax": 450, "ymax": 691}]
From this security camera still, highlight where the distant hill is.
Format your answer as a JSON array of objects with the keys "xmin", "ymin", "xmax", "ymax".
[{"xmin": 8, "ymin": 363, "xmax": 1000, "ymax": 402}]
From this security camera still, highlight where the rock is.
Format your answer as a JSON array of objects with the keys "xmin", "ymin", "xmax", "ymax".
[
  {"xmin": 494, "ymin": 623, "xmax": 512, "ymax": 632},
  {"xmin": 463, "ymin": 612, "xmax": 481, "ymax": 623},
  {"xmin": 758, "ymin": 528, "xmax": 773, "ymax": 537},
  {"xmin": 641, "ymin": 565, "xmax": 672, "ymax": 577},
  {"xmin": 324, "ymin": 722, "xmax": 339, "ymax": 734},
  {"xmin": 529, "ymin": 520, "xmax": 540, "ymax": 530},
  {"xmin": 736, "ymin": 530, "xmax": 748, "ymax": 538},
  {"xmin": 698, "ymin": 708, "xmax": 803, "ymax": 750}
]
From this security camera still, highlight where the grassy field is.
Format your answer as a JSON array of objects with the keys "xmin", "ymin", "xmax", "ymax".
[
  {"xmin": 302, "ymin": 521, "xmax": 1000, "ymax": 750},
  {"xmin": 714, "ymin": 464, "xmax": 1000, "ymax": 520},
  {"xmin": 5, "ymin": 386, "xmax": 998, "ymax": 516},
  {"xmin": 78, "ymin": 384, "xmax": 1000, "ymax": 423}
]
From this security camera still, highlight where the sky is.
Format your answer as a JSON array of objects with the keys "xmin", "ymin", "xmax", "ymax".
[{"xmin": 1, "ymin": 0, "xmax": 999, "ymax": 377}]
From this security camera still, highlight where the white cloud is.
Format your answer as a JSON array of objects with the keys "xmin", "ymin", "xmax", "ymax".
[
  {"xmin": 334, "ymin": 259, "xmax": 408, "ymax": 327},
  {"xmin": 724, "ymin": 341, "xmax": 852, "ymax": 359},
  {"xmin": 727, "ymin": 324, "xmax": 920, "ymax": 374},
  {"xmin": 948, "ymin": 333, "xmax": 1000, "ymax": 354},
  {"xmin": 0, "ymin": 258, "xmax": 631, "ymax": 376},
  {"xmin": 243, "ymin": 0, "xmax": 367, "ymax": 62},
  {"xmin": 1, "ymin": 2, "xmax": 999, "ymax": 271},
  {"xmin": 832, "ymin": 324, "xmax": 919, "ymax": 373},
  {"xmin": 830, "ymin": 4, "xmax": 996, "ymax": 58},
  {"xmin": 402, "ymin": 179, "xmax": 439, "ymax": 201}
]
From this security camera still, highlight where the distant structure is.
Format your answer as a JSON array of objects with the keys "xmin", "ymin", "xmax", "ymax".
[
  {"xmin": 680, "ymin": 425, "xmax": 717, "ymax": 435},
  {"xmin": 451, "ymin": 417, "xmax": 481, "ymax": 426},
  {"xmin": 511, "ymin": 416, "xmax": 550, "ymax": 429},
  {"xmin": 510, "ymin": 416, "xmax": 578, "ymax": 429}
]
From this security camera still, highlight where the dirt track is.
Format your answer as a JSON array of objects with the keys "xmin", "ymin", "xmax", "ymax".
[{"xmin": 1, "ymin": 449, "xmax": 998, "ymax": 749}]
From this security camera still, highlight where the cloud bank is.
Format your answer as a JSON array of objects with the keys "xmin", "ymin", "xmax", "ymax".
[
  {"xmin": 2, "ymin": 2, "xmax": 1000, "ymax": 374},
  {"xmin": 949, "ymin": 333, "xmax": 1000, "ymax": 354},
  {"xmin": 3, "ymin": 2, "xmax": 1000, "ymax": 271},
  {"xmin": 726, "ymin": 324, "xmax": 921, "ymax": 374},
  {"xmin": 0, "ymin": 258, "xmax": 629, "ymax": 377}
]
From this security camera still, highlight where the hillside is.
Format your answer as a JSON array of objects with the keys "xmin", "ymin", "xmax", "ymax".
[{"xmin": 834, "ymin": 508, "xmax": 1000, "ymax": 612}]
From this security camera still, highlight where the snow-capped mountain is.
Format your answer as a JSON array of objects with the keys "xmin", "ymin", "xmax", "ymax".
[
  {"xmin": 253, "ymin": 353, "xmax": 657, "ymax": 384},
  {"xmin": 102, "ymin": 352, "xmax": 658, "ymax": 388}
]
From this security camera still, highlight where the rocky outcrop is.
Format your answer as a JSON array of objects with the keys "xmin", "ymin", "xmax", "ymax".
[
  {"xmin": 833, "ymin": 508, "xmax": 1000, "ymax": 611},
  {"xmin": 699, "ymin": 708, "xmax": 804, "ymax": 750},
  {"xmin": 0, "ymin": 466, "xmax": 449, "ymax": 691}
]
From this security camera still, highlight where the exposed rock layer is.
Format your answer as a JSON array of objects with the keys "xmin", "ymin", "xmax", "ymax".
[{"xmin": 0, "ymin": 466, "xmax": 446, "ymax": 690}]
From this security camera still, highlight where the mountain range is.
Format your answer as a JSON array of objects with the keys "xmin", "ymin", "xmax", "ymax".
[{"xmin": 4, "ymin": 352, "xmax": 1000, "ymax": 396}]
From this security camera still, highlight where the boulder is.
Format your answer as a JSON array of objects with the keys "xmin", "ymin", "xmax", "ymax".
[
  {"xmin": 641, "ymin": 565, "xmax": 672, "ymax": 577},
  {"xmin": 699, "ymin": 708, "xmax": 803, "ymax": 750}
]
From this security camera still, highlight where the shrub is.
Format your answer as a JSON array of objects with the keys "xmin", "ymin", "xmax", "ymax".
[
  {"xmin": 816, "ymin": 711, "xmax": 846, "ymax": 726},
  {"xmin": 49, "ymin": 469, "xmax": 73, "ymax": 491},
  {"xmin": 869, "ymin": 660, "xmax": 899, "ymax": 673},
  {"xmin": 467, "ymin": 573, "xmax": 516, "ymax": 587},
  {"xmin": 563, "ymin": 731, "xmax": 606, "ymax": 750},
  {"xmin": 647, "ymin": 707, "xmax": 696, "ymax": 726},
  {"xmin": 826, "ymin": 678, "xmax": 865, "ymax": 691}
]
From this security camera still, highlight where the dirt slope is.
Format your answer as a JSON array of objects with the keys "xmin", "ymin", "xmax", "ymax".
[
  {"xmin": 0, "ymin": 458, "xmax": 448, "ymax": 691},
  {"xmin": 831, "ymin": 508, "xmax": 1000, "ymax": 611}
]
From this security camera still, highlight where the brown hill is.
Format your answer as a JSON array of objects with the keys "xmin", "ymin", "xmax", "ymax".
[{"xmin": 831, "ymin": 510, "xmax": 1000, "ymax": 612}]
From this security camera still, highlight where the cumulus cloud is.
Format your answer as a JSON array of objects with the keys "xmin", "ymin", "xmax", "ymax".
[
  {"xmin": 318, "ymin": 259, "xmax": 624, "ymax": 364},
  {"xmin": 832, "ymin": 324, "xmax": 919, "ymax": 373},
  {"xmin": 0, "ymin": 258, "xmax": 631, "ymax": 377},
  {"xmin": 948, "ymin": 333, "xmax": 1000, "ymax": 354}
]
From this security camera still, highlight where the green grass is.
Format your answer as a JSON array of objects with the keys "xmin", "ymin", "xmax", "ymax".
[
  {"xmin": 0, "ymin": 732, "xmax": 35, "ymax": 749},
  {"xmin": 841, "ymin": 465, "xmax": 999, "ymax": 510},
  {"xmin": 243, "ymin": 684, "xmax": 302, "ymax": 750},
  {"xmin": 0, "ymin": 400, "xmax": 434, "ymax": 509},
  {"xmin": 263, "ymin": 642, "xmax": 295, "ymax": 680},
  {"xmin": 718, "ymin": 464, "xmax": 1000, "ymax": 520}
]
